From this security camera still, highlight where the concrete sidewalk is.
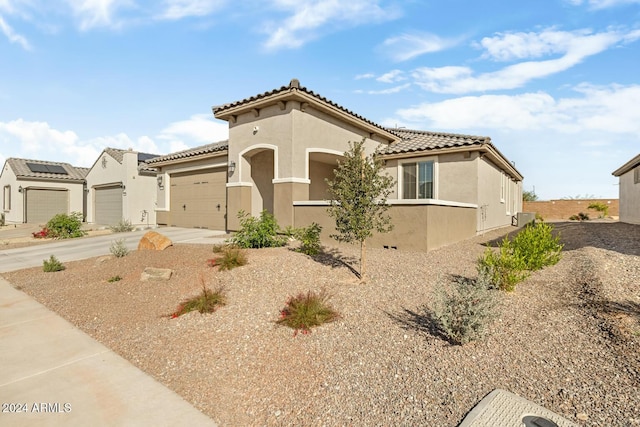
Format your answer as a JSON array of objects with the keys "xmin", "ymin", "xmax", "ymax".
[
  {"xmin": 0, "ymin": 278, "xmax": 218, "ymax": 427},
  {"xmin": 0, "ymin": 228, "xmax": 221, "ymax": 426}
]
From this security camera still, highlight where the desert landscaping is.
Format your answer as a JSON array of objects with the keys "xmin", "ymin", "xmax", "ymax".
[{"xmin": 1, "ymin": 221, "xmax": 639, "ymax": 426}]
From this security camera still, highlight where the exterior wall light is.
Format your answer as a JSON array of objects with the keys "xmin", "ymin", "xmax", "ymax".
[
  {"xmin": 228, "ymin": 160, "xmax": 236, "ymax": 174},
  {"xmin": 157, "ymin": 175, "xmax": 163, "ymax": 187},
  {"xmin": 18, "ymin": 186, "xmax": 23, "ymax": 193}
]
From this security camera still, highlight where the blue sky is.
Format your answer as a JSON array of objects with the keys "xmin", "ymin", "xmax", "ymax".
[{"xmin": 1, "ymin": 0, "xmax": 639, "ymax": 200}]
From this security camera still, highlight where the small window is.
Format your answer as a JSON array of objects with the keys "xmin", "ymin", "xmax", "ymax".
[
  {"xmin": 402, "ymin": 160, "xmax": 434, "ymax": 199},
  {"xmin": 635, "ymin": 167, "xmax": 640, "ymax": 184},
  {"xmin": 3, "ymin": 185, "xmax": 10, "ymax": 211}
]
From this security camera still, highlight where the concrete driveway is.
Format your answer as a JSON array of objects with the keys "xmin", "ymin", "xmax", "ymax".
[{"xmin": 0, "ymin": 227, "xmax": 226, "ymax": 273}]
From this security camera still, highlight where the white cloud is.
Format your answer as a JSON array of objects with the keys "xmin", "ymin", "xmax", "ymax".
[
  {"xmin": 412, "ymin": 28, "xmax": 639, "ymax": 94},
  {"xmin": 156, "ymin": 0, "xmax": 226, "ymax": 20},
  {"xmin": 263, "ymin": 0, "xmax": 400, "ymax": 50},
  {"xmin": 394, "ymin": 84, "xmax": 640, "ymax": 134},
  {"xmin": 355, "ymin": 73, "xmax": 375, "ymax": 80},
  {"xmin": 567, "ymin": 0, "xmax": 640, "ymax": 9},
  {"xmin": 66, "ymin": 0, "xmax": 134, "ymax": 31},
  {"xmin": 380, "ymin": 32, "xmax": 458, "ymax": 62},
  {"xmin": 0, "ymin": 14, "xmax": 31, "ymax": 49},
  {"xmin": 376, "ymin": 69, "xmax": 405, "ymax": 83},
  {"xmin": 366, "ymin": 83, "xmax": 411, "ymax": 95},
  {"xmin": 157, "ymin": 113, "xmax": 229, "ymax": 143},
  {"xmin": 478, "ymin": 28, "xmax": 580, "ymax": 61}
]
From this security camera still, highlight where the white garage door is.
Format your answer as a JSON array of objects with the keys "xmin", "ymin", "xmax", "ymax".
[
  {"xmin": 95, "ymin": 186, "xmax": 123, "ymax": 226},
  {"xmin": 25, "ymin": 188, "xmax": 69, "ymax": 224},
  {"xmin": 170, "ymin": 168, "xmax": 226, "ymax": 229}
]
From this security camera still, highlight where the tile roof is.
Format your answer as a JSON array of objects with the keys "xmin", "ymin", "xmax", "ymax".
[
  {"xmin": 103, "ymin": 148, "xmax": 160, "ymax": 164},
  {"xmin": 146, "ymin": 141, "xmax": 229, "ymax": 164},
  {"xmin": 213, "ymin": 79, "xmax": 392, "ymax": 137},
  {"xmin": 7, "ymin": 158, "xmax": 87, "ymax": 181},
  {"xmin": 383, "ymin": 128, "xmax": 490, "ymax": 155}
]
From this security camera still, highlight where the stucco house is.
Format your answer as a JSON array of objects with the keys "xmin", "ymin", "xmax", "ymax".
[
  {"xmin": 148, "ymin": 79, "xmax": 523, "ymax": 251},
  {"xmin": 85, "ymin": 148, "xmax": 159, "ymax": 227},
  {"xmin": 1, "ymin": 158, "xmax": 88, "ymax": 224},
  {"xmin": 612, "ymin": 153, "xmax": 640, "ymax": 225}
]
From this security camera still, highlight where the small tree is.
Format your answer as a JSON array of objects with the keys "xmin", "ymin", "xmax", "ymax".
[
  {"xmin": 326, "ymin": 139, "xmax": 395, "ymax": 281},
  {"xmin": 522, "ymin": 190, "xmax": 538, "ymax": 202}
]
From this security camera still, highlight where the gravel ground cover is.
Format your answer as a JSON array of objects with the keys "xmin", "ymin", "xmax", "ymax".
[{"xmin": 2, "ymin": 221, "xmax": 639, "ymax": 426}]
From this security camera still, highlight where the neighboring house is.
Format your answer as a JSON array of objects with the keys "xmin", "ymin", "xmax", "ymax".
[
  {"xmin": 612, "ymin": 153, "xmax": 640, "ymax": 225},
  {"xmin": 148, "ymin": 79, "xmax": 523, "ymax": 251},
  {"xmin": 0, "ymin": 158, "xmax": 87, "ymax": 224},
  {"xmin": 85, "ymin": 148, "xmax": 160, "ymax": 227}
]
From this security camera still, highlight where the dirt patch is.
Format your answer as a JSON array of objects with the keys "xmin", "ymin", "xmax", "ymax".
[{"xmin": 2, "ymin": 222, "xmax": 639, "ymax": 426}]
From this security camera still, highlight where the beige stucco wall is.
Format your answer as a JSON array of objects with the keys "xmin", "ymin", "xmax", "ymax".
[
  {"xmin": 0, "ymin": 163, "xmax": 19, "ymax": 223},
  {"xmin": 477, "ymin": 157, "xmax": 519, "ymax": 233},
  {"xmin": 619, "ymin": 168, "xmax": 640, "ymax": 224},
  {"xmin": 294, "ymin": 202, "xmax": 476, "ymax": 252},
  {"xmin": 86, "ymin": 151, "xmax": 157, "ymax": 227},
  {"xmin": 225, "ymin": 100, "xmax": 389, "ymax": 228}
]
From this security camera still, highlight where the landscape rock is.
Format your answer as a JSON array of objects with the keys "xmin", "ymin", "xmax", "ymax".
[
  {"xmin": 141, "ymin": 267, "xmax": 173, "ymax": 281},
  {"xmin": 138, "ymin": 231, "xmax": 173, "ymax": 251}
]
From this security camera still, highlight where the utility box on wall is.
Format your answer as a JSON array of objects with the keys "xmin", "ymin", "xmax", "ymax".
[{"xmin": 516, "ymin": 212, "xmax": 536, "ymax": 227}]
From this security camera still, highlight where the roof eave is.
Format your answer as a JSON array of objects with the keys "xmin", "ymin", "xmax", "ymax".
[
  {"xmin": 148, "ymin": 149, "xmax": 228, "ymax": 168},
  {"xmin": 612, "ymin": 153, "xmax": 640, "ymax": 176}
]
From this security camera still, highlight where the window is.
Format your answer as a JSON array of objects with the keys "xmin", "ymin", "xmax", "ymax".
[
  {"xmin": 500, "ymin": 172, "xmax": 506, "ymax": 203},
  {"xmin": 402, "ymin": 160, "xmax": 434, "ymax": 199},
  {"xmin": 635, "ymin": 166, "xmax": 640, "ymax": 184},
  {"xmin": 3, "ymin": 185, "xmax": 10, "ymax": 211}
]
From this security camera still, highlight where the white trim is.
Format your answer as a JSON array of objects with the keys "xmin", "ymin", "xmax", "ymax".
[
  {"xmin": 387, "ymin": 199, "xmax": 477, "ymax": 208},
  {"xmin": 294, "ymin": 200, "xmax": 332, "ymax": 206},
  {"xmin": 272, "ymin": 177, "xmax": 311, "ymax": 184},
  {"xmin": 167, "ymin": 162, "xmax": 228, "ymax": 175},
  {"xmin": 237, "ymin": 144, "xmax": 279, "ymax": 181},
  {"xmin": 305, "ymin": 148, "xmax": 344, "ymax": 180},
  {"xmin": 226, "ymin": 181, "xmax": 253, "ymax": 187},
  {"xmin": 397, "ymin": 155, "xmax": 438, "ymax": 200},
  {"xmin": 294, "ymin": 199, "xmax": 477, "ymax": 208}
]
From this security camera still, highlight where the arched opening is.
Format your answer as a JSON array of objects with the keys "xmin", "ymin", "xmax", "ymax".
[
  {"xmin": 308, "ymin": 151, "xmax": 342, "ymax": 201},
  {"xmin": 242, "ymin": 147, "xmax": 276, "ymax": 216}
]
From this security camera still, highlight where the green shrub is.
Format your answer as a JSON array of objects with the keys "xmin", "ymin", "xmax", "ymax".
[
  {"xmin": 109, "ymin": 239, "xmax": 129, "ymax": 258},
  {"xmin": 511, "ymin": 222, "xmax": 563, "ymax": 271},
  {"xmin": 477, "ymin": 241, "xmax": 528, "ymax": 292},
  {"xmin": 569, "ymin": 212, "xmax": 589, "ymax": 221},
  {"xmin": 43, "ymin": 255, "xmax": 65, "ymax": 272},
  {"xmin": 535, "ymin": 212, "xmax": 544, "ymax": 223},
  {"xmin": 107, "ymin": 275, "xmax": 122, "ymax": 282},
  {"xmin": 429, "ymin": 273, "xmax": 499, "ymax": 345},
  {"xmin": 109, "ymin": 219, "xmax": 134, "ymax": 233},
  {"xmin": 588, "ymin": 202, "xmax": 609, "ymax": 218},
  {"xmin": 214, "ymin": 246, "xmax": 247, "ymax": 271},
  {"xmin": 277, "ymin": 290, "xmax": 340, "ymax": 335},
  {"xmin": 170, "ymin": 279, "xmax": 226, "ymax": 318},
  {"xmin": 294, "ymin": 222, "xmax": 323, "ymax": 255},
  {"xmin": 45, "ymin": 212, "xmax": 86, "ymax": 239},
  {"xmin": 230, "ymin": 210, "xmax": 287, "ymax": 249},
  {"xmin": 0, "ymin": 213, "xmax": 4, "ymax": 226}
]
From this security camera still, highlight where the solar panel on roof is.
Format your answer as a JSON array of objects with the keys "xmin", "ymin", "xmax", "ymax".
[{"xmin": 25, "ymin": 162, "xmax": 68, "ymax": 175}]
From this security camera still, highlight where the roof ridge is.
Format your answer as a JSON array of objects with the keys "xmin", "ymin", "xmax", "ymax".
[
  {"xmin": 8, "ymin": 157, "xmax": 74, "ymax": 166},
  {"xmin": 214, "ymin": 79, "xmax": 391, "ymax": 136},
  {"xmin": 386, "ymin": 127, "xmax": 490, "ymax": 141}
]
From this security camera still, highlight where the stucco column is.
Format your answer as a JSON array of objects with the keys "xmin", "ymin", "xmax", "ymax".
[
  {"xmin": 273, "ymin": 181, "xmax": 309, "ymax": 229},
  {"xmin": 226, "ymin": 184, "xmax": 252, "ymax": 231}
]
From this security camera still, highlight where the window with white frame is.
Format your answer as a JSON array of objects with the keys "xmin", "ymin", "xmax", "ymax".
[
  {"xmin": 402, "ymin": 160, "xmax": 434, "ymax": 199},
  {"xmin": 3, "ymin": 185, "xmax": 10, "ymax": 211},
  {"xmin": 500, "ymin": 172, "xmax": 506, "ymax": 203}
]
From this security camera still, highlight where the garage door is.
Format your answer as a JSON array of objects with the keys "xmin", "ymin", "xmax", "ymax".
[
  {"xmin": 95, "ymin": 186, "xmax": 123, "ymax": 226},
  {"xmin": 25, "ymin": 188, "xmax": 69, "ymax": 224},
  {"xmin": 170, "ymin": 168, "xmax": 226, "ymax": 229}
]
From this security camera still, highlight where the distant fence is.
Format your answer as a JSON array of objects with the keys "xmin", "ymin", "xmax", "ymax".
[{"xmin": 523, "ymin": 199, "xmax": 619, "ymax": 220}]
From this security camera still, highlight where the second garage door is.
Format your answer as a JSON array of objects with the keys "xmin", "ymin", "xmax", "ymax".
[
  {"xmin": 25, "ymin": 188, "xmax": 69, "ymax": 224},
  {"xmin": 170, "ymin": 168, "xmax": 226, "ymax": 229},
  {"xmin": 95, "ymin": 186, "xmax": 123, "ymax": 226}
]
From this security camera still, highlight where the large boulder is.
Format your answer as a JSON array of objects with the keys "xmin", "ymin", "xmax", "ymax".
[
  {"xmin": 141, "ymin": 267, "xmax": 173, "ymax": 281},
  {"xmin": 138, "ymin": 231, "xmax": 173, "ymax": 251}
]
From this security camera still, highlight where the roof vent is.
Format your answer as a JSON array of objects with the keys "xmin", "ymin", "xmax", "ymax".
[{"xmin": 289, "ymin": 78, "xmax": 300, "ymax": 89}]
